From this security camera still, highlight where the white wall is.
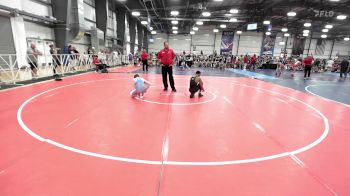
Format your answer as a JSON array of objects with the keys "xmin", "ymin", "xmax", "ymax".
[
  {"xmin": 148, "ymin": 31, "xmax": 350, "ymax": 59},
  {"xmin": 22, "ymin": 0, "xmax": 52, "ymax": 16},
  {"xmin": 24, "ymin": 21, "xmax": 54, "ymax": 40}
]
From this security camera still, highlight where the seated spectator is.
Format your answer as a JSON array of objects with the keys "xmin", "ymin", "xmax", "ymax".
[{"xmin": 92, "ymin": 55, "xmax": 107, "ymax": 73}]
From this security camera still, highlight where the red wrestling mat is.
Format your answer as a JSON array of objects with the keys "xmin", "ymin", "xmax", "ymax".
[{"xmin": 0, "ymin": 72, "xmax": 349, "ymax": 195}]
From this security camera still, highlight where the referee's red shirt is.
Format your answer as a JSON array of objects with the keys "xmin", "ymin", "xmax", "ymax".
[
  {"xmin": 141, "ymin": 52, "xmax": 148, "ymax": 61},
  {"xmin": 158, "ymin": 48, "xmax": 176, "ymax": 66}
]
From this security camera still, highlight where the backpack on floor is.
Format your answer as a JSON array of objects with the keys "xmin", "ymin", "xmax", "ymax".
[{"xmin": 101, "ymin": 68, "xmax": 108, "ymax": 73}]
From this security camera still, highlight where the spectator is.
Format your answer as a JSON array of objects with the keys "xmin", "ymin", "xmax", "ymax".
[
  {"xmin": 303, "ymin": 56, "xmax": 314, "ymax": 79},
  {"xmin": 27, "ymin": 43, "xmax": 42, "ymax": 78}
]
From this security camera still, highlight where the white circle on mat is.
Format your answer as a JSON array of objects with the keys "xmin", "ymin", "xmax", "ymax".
[{"xmin": 17, "ymin": 79, "xmax": 329, "ymax": 166}]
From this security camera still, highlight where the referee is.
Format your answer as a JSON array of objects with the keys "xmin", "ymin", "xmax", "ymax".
[{"xmin": 157, "ymin": 41, "xmax": 177, "ymax": 92}]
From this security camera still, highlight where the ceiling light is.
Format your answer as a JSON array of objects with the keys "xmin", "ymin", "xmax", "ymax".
[
  {"xmin": 225, "ymin": 13, "xmax": 233, "ymax": 17},
  {"xmin": 170, "ymin": 11, "xmax": 179, "ymax": 16},
  {"xmin": 202, "ymin": 12, "xmax": 211, "ymax": 17},
  {"xmin": 287, "ymin": 12, "xmax": 296, "ymax": 17},
  {"xmin": 173, "ymin": 31, "xmax": 178, "ymax": 34},
  {"xmin": 303, "ymin": 33, "xmax": 309, "ymax": 37},
  {"xmin": 151, "ymin": 31, "xmax": 156, "ymax": 35},
  {"xmin": 141, "ymin": 21, "xmax": 148, "ymax": 25},
  {"xmin": 303, "ymin": 30, "xmax": 309, "ymax": 34},
  {"xmin": 131, "ymin": 12, "xmax": 140, "ymax": 16},
  {"xmin": 281, "ymin": 28, "xmax": 288, "ymax": 32},
  {"xmin": 304, "ymin": 23, "xmax": 311, "ymax": 27},
  {"xmin": 193, "ymin": 27, "xmax": 199, "ymax": 31},
  {"xmin": 196, "ymin": 21, "xmax": 203, "ymax": 25},
  {"xmin": 172, "ymin": 26, "xmax": 178, "ymax": 30},
  {"xmin": 229, "ymin": 18, "xmax": 237, "ymax": 22},
  {"xmin": 214, "ymin": 0, "xmax": 223, "ymax": 1},
  {"xmin": 329, "ymin": 0, "xmax": 340, "ymax": 2},
  {"xmin": 185, "ymin": 38, "xmax": 191, "ymax": 41},
  {"xmin": 213, "ymin": 29, "xmax": 219, "ymax": 33},
  {"xmin": 322, "ymin": 29, "xmax": 329, "ymax": 33},
  {"xmin": 279, "ymin": 42, "xmax": 285, "ymax": 45},
  {"xmin": 268, "ymin": 28, "xmax": 272, "ymax": 31},
  {"xmin": 263, "ymin": 20, "xmax": 270, "ymax": 25},
  {"xmin": 171, "ymin": 20, "xmax": 178, "ymax": 25},
  {"xmin": 190, "ymin": 31, "xmax": 195, "ymax": 35},
  {"xmin": 344, "ymin": 37, "xmax": 350, "ymax": 41},
  {"xmin": 149, "ymin": 27, "xmax": 153, "ymax": 30},
  {"xmin": 266, "ymin": 32, "xmax": 271, "ymax": 35},
  {"xmin": 284, "ymin": 33, "xmax": 290, "ymax": 37},
  {"xmin": 336, "ymin": 15, "xmax": 347, "ymax": 20},
  {"xmin": 236, "ymin": 30, "xmax": 242, "ymax": 34},
  {"xmin": 220, "ymin": 24, "xmax": 226, "ymax": 28},
  {"xmin": 229, "ymin": 9, "xmax": 239, "ymax": 14},
  {"xmin": 325, "ymin": 24, "xmax": 333, "ymax": 29},
  {"xmin": 321, "ymin": 34, "xmax": 327, "ymax": 38}
]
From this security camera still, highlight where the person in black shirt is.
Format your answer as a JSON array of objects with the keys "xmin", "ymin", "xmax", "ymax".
[{"xmin": 340, "ymin": 58, "xmax": 349, "ymax": 79}]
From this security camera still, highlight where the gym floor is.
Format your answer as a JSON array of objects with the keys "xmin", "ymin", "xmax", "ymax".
[{"xmin": 0, "ymin": 66, "xmax": 349, "ymax": 195}]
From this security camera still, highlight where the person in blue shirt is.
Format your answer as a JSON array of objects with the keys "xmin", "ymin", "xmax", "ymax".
[{"xmin": 131, "ymin": 74, "xmax": 151, "ymax": 99}]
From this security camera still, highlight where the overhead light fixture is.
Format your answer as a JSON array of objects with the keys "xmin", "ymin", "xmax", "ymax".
[
  {"xmin": 151, "ymin": 31, "xmax": 156, "ymax": 35},
  {"xmin": 304, "ymin": 23, "xmax": 312, "ymax": 27},
  {"xmin": 321, "ymin": 34, "xmax": 327, "ymax": 38},
  {"xmin": 303, "ymin": 30, "xmax": 310, "ymax": 34},
  {"xmin": 284, "ymin": 33, "xmax": 290, "ymax": 37},
  {"xmin": 329, "ymin": 0, "xmax": 340, "ymax": 2},
  {"xmin": 185, "ymin": 38, "xmax": 191, "ymax": 41},
  {"xmin": 236, "ymin": 30, "xmax": 242, "ymax": 34},
  {"xmin": 213, "ymin": 29, "xmax": 219, "ymax": 33},
  {"xmin": 220, "ymin": 24, "xmax": 226, "ymax": 28},
  {"xmin": 279, "ymin": 42, "xmax": 285, "ymax": 46},
  {"xmin": 172, "ymin": 26, "xmax": 178, "ymax": 30},
  {"xmin": 173, "ymin": 31, "xmax": 178, "ymax": 34},
  {"xmin": 268, "ymin": 28, "xmax": 272, "ymax": 31},
  {"xmin": 322, "ymin": 29, "xmax": 329, "ymax": 32},
  {"xmin": 141, "ymin": 21, "xmax": 148, "ymax": 25},
  {"xmin": 287, "ymin": 12, "xmax": 296, "ymax": 17},
  {"xmin": 303, "ymin": 33, "xmax": 309, "ymax": 37},
  {"xmin": 202, "ymin": 12, "xmax": 211, "ymax": 17},
  {"xmin": 336, "ymin": 15, "xmax": 347, "ymax": 20},
  {"xmin": 214, "ymin": 0, "xmax": 223, "ymax": 1},
  {"xmin": 229, "ymin": 9, "xmax": 239, "ymax": 14},
  {"xmin": 149, "ymin": 27, "xmax": 153, "ymax": 30},
  {"xmin": 263, "ymin": 20, "xmax": 271, "ymax": 25},
  {"xmin": 190, "ymin": 31, "xmax": 195, "ymax": 35},
  {"xmin": 193, "ymin": 27, "xmax": 199, "ymax": 31},
  {"xmin": 196, "ymin": 21, "xmax": 204, "ymax": 25},
  {"xmin": 344, "ymin": 37, "xmax": 350, "ymax": 41},
  {"xmin": 131, "ymin": 11, "xmax": 140, "ymax": 16},
  {"xmin": 229, "ymin": 18, "xmax": 238, "ymax": 22},
  {"xmin": 325, "ymin": 24, "xmax": 333, "ymax": 29},
  {"xmin": 281, "ymin": 28, "xmax": 288, "ymax": 32},
  {"xmin": 266, "ymin": 32, "xmax": 271, "ymax": 35},
  {"xmin": 171, "ymin": 20, "xmax": 178, "ymax": 25},
  {"xmin": 225, "ymin": 13, "xmax": 233, "ymax": 17},
  {"xmin": 170, "ymin": 11, "xmax": 179, "ymax": 16}
]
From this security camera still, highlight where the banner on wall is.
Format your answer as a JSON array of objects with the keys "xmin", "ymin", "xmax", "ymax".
[
  {"xmin": 220, "ymin": 31, "xmax": 234, "ymax": 55},
  {"xmin": 261, "ymin": 35, "xmax": 276, "ymax": 56},
  {"xmin": 292, "ymin": 37, "xmax": 306, "ymax": 56}
]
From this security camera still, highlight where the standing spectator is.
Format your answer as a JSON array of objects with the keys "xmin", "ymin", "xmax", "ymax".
[
  {"xmin": 303, "ymin": 56, "xmax": 314, "ymax": 79},
  {"xmin": 27, "ymin": 43, "xmax": 42, "ymax": 78},
  {"xmin": 49, "ymin": 44, "xmax": 61, "ymax": 77},
  {"xmin": 340, "ymin": 58, "xmax": 349, "ymax": 79},
  {"xmin": 141, "ymin": 49, "xmax": 149, "ymax": 72},
  {"xmin": 244, "ymin": 54, "xmax": 249, "ymax": 69},
  {"xmin": 158, "ymin": 41, "xmax": 177, "ymax": 92},
  {"xmin": 251, "ymin": 54, "xmax": 257, "ymax": 71}
]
